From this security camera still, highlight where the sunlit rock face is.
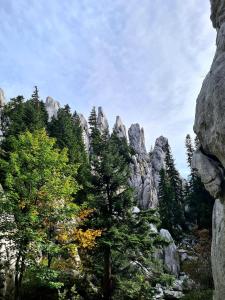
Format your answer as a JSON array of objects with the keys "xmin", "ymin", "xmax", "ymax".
[
  {"xmin": 0, "ymin": 89, "xmax": 5, "ymax": 107},
  {"xmin": 45, "ymin": 96, "xmax": 60, "ymax": 121},
  {"xmin": 151, "ymin": 136, "xmax": 168, "ymax": 189},
  {"xmin": 97, "ymin": 107, "xmax": 109, "ymax": 134},
  {"xmin": 193, "ymin": 1, "xmax": 225, "ymax": 298},
  {"xmin": 78, "ymin": 113, "xmax": 90, "ymax": 152},
  {"xmin": 113, "ymin": 116, "xmax": 127, "ymax": 140},
  {"xmin": 128, "ymin": 124, "xmax": 158, "ymax": 209}
]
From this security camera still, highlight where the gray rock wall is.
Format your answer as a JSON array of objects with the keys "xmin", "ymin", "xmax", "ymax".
[{"xmin": 192, "ymin": 1, "xmax": 225, "ymax": 298}]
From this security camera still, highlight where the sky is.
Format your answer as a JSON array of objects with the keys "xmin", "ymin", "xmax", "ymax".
[{"xmin": 0, "ymin": 0, "xmax": 216, "ymax": 177}]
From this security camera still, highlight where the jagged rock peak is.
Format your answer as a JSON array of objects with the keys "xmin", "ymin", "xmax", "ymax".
[
  {"xmin": 78, "ymin": 113, "xmax": 90, "ymax": 151},
  {"xmin": 151, "ymin": 136, "xmax": 168, "ymax": 173},
  {"xmin": 128, "ymin": 123, "xmax": 146, "ymax": 154},
  {"xmin": 210, "ymin": 0, "xmax": 225, "ymax": 28},
  {"xmin": 45, "ymin": 96, "xmax": 60, "ymax": 121},
  {"xmin": 113, "ymin": 116, "xmax": 127, "ymax": 140},
  {"xmin": 0, "ymin": 88, "xmax": 6, "ymax": 107},
  {"xmin": 97, "ymin": 107, "xmax": 109, "ymax": 133}
]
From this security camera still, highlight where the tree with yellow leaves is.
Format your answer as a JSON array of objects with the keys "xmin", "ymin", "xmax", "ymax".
[{"xmin": 0, "ymin": 129, "xmax": 100, "ymax": 300}]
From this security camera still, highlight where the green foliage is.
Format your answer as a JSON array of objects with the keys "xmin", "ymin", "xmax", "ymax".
[
  {"xmin": 84, "ymin": 118, "xmax": 166, "ymax": 300},
  {"xmin": 184, "ymin": 134, "xmax": 214, "ymax": 229},
  {"xmin": 48, "ymin": 106, "xmax": 90, "ymax": 204},
  {"xmin": 183, "ymin": 290, "xmax": 213, "ymax": 300},
  {"xmin": 158, "ymin": 141, "xmax": 185, "ymax": 239},
  {"xmin": 0, "ymin": 129, "xmax": 80, "ymax": 299}
]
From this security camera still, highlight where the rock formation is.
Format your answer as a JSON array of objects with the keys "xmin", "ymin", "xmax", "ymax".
[
  {"xmin": 192, "ymin": 1, "xmax": 225, "ymax": 298},
  {"xmin": 97, "ymin": 107, "xmax": 109, "ymax": 134},
  {"xmin": 45, "ymin": 96, "xmax": 60, "ymax": 121},
  {"xmin": 128, "ymin": 124, "xmax": 158, "ymax": 209},
  {"xmin": 78, "ymin": 113, "xmax": 90, "ymax": 151},
  {"xmin": 0, "ymin": 89, "xmax": 5, "ymax": 108},
  {"xmin": 113, "ymin": 116, "xmax": 127, "ymax": 140},
  {"xmin": 151, "ymin": 136, "xmax": 168, "ymax": 189},
  {"xmin": 160, "ymin": 229, "xmax": 180, "ymax": 277}
]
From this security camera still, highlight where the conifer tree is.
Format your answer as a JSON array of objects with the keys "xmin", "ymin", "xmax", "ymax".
[
  {"xmin": 48, "ymin": 106, "xmax": 90, "ymax": 204},
  {"xmin": 185, "ymin": 134, "xmax": 214, "ymax": 229},
  {"xmin": 164, "ymin": 142, "xmax": 185, "ymax": 230},
  {"xmin": 84, "ymin": 123, "xmax": 165, "ymax": 300}
]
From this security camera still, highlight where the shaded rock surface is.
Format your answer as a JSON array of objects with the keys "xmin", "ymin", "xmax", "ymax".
[
  {"xmin": 211, "ymin": 199, "xmax": 225, "ymax": 300},
  {"xmin": 159, "ymin": 229, "xmax": 180, "ymax": 277},
  {"xmin": 193, "ymin": 1, "xmax": 225, "ymax": 299}
]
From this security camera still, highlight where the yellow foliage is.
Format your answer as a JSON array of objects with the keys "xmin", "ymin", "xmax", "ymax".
[
  {"xmin": 75, "ymin": 229, "xmax": 102, "ymax": 249},
  {"xmin": 78, "ymin": 208, "xmax": 95, "ymax": 221},
  {"xmin": 18, "ymin": 200, "xmax": 26, "ymax": 209}
]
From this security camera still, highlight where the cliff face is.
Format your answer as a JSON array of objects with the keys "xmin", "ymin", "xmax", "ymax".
[{"xmin": 192, "ymin": 1, "xmax": 225, "ymax": 298}]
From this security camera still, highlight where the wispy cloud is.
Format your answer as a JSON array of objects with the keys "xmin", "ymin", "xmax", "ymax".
[{"xmin": 0, "ymin": 0, "xmax": 216, "ymax": 176}]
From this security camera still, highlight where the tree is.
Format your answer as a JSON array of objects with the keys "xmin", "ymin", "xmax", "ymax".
[
  {"xmin": 48, "ymin": 106, "xmax": 90, "ymax": 204},
  {"xmin": 159, "ymin": 141, "xmax": 185, "ymax": 237},
  {"xmin": 84, "ymin": 124, "xmax": 165, "ymax": 300},
  {"xmin": 0, "ymin": 129, "xmax": 81, "ymax": 299},
  {"xmin": 184, "ymin": 134, "xmax": 214, "ymax": 229},
  {"xmin": 158, "ymin": 169, "xmax": 175, "ymax": 232}
]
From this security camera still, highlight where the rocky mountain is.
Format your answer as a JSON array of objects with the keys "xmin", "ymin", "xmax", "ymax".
[
  {"xmin": 45, "ymin": 96, "xmax": 60, "ymax": 122},
  {"xmin": 192, "ymin": 0, "xmax": 225, "ymax": 298}
]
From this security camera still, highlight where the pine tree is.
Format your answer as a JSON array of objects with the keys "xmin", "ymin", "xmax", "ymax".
[
  {"xmin": 164, "ymin": 141, "xmax": 185, "ymax": 231},
  {"xmin": 83, "ymin": 128, "xmax": 165, "ymax": 300},
  {"xmin": 185, "ymin": 134, "xmax": 194, "ymax": 169},
  {"xmin": 185, "ymin": 134, "xmax": 214, "ymax": 229},
  {"xmin": 48, "ymin": 106, "xmax": 90, "ymax": 204},
  {"xmin": 88, "ymin": 107, "xmax": 102, "ymax": 155},
  {"xmin": 158, "ymin": 169, "xmax": 174, "ymax": 232}
]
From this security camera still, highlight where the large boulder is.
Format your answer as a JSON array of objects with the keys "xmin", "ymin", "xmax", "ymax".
[
  {"xmin": 193, "ymin": 1, "xmax": 225, "ymax": 298},
  {"xmin": 160, "ymin": 229, "xmax": 180, "ymax": 277}
]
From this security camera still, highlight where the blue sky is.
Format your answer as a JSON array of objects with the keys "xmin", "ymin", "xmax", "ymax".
[{"xmin": 0, "ymin": 0, "xmax": 216, "ymax": 176}]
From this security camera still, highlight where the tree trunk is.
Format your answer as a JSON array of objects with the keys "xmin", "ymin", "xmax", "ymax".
[{"xmin": 103, "ymin": 246, "xmax": 112, "ymax": 300}]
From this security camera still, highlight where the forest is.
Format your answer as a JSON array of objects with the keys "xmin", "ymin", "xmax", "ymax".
[{"xmin": 0, "ymin": 88, "xmax": 215, "ymax": 300}]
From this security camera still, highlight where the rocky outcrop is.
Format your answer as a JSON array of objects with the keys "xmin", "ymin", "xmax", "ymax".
[
  {"xmin": 151, "ymin": 136, "xmax": 168, "ymax": 189},
  {"xmin": 45, "ymin": 96, "xmax": 60, "ymax": 121},
  {"xmin": 113, "ymin": 116, "xmax": 127, "ymax": 140},
  {"xmin": 128, "ymin": 124, "xmax": 158, "ymax": 209},
  {"xmin": 78, "ymin": 113, "xmax": 90, "ymax": 151},
  {"xmin": 97, "ymin": 107, "xmax": 109, "ymax": 134},
  {"xmin": 160, "ymin": 229, "xmax": 180, "ymax": 277},
  {"xmin": 211, "ymin": 199, "xmax": 225, "ymax": 300},
  {"xmin": 128, "ymin": 124, "xmax": 146, "ymax": 154},
  {"xmin": 192, "ymin": 1, "xmax": 225, "ymax": 298},
  {"xmin": 0, "ymin": 89, "xmax": 5, "ymax": 108}
]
